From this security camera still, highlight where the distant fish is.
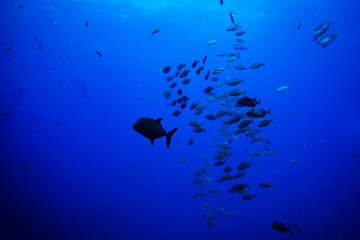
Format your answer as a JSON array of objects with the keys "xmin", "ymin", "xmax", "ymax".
[
  {"xmin": 152, "ymin": 29, "xmax": 160, "ymax": 36},
  {"xmin": 38, "ymin": 43, "xmax": 42, "ymax": 51},
  {"xmin": 230, "ymin": 12, "xmax": 235, "ymax": 25},
  {"xmin": 85, "ymin": 21, "xmax": 88, "ymax": 27},
  {"xmin": 276, "ymin": 86, "xmax": 289, "ymax": 92},
  {"xmin": 220, "ymin": 0, "xmax": 223, "ymax": 5},
  {"xmin": 96, "ymin": 51, "xmax": 102, "ymax": 57},
  {"xmin": 297, "ymin": 23, "xmax": 302, "ymax": 31},
  {"xmin": 133, "ymin": 117, "xmax": 177, "ymax": 148},
  {"xmin": 203, "ymin": 55, "xmax": 208, "ymax": 65}
]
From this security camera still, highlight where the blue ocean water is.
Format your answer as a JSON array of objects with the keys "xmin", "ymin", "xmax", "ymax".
[{"xmin": 1, "ymin": 0, "xmax": 360, "ymax": 239}]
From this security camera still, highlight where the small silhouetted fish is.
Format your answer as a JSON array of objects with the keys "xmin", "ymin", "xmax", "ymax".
[
  {"xmin": 163, "ymin": 65, "xmax": 171, "ymax": 73},
  {"xmin": 180, "ymin": 102, "xmax": 187, "ymax": 109},
  {"xmin": 38, "ymin": 43, "xmax": 43, "ymax": 51},
  {"xmin": 177, "ymin": 89, "xmax": 183, "ymax": 95},
  {"xmin": 96, "ymin": 51, "xmax": 102, "ymax": 57},
  {"xmin": 220, "ymin": 0, "xmax": 223, "ymax": 5},
  {"xmin": 56, "ymin": 123, "xmax": 61, "ymax": 126},
  {"xmin": 18, "ymin": 4, "xmax": 24, "ymax": 8},
  {"xmin": 173, "ymin": 110, "xmax": 181, "ymax": 117},
  {"xmin": 224, "ymin": 166, "xmax": 232, "ymax": 172},
  {"xmin": 177, "ymin": 63, "xmax": 186, "ymax": 70},
  {"xmin": 297, "ymin": 23, "xmax": 302, "ymax": 31},
  {"xmin": 234, "ymin": 172, "xmax": 245, "ymax": 178},
  {"xmin": 203, "ymin": 55, "xmax": 208, "ymax": 65},
  {"xmin": 214, "ymin": 160, "xmax": 225, "ymax": 166},
  {"xmin": 133, "ymin": 117, "xmax": 177, "ymax": 148},
  {"xmin": 259, "ymin": 182, "xmax": 275, "ymax": 188},
  {"xmin": 205, "ymin": 70, "xmax": 210, "ymax": 80},
  {"xmin": 293, "ymin": 223, "xmax": 304, "ymax": 236},
  {"xmin": 196, "ymin": 66, "xmax": 204, "ymax": 75},
  {"xmin": 249, "ymin": 63, "xmax": 265, "ymax": 69},
  {"xmin": 204, "ymin": 86, "xmax": 213, "ymax": 94},
  {"xmin": 258, "ymin": 119, "xmax": 273, "ymax": 128},
  {"xmin": 85, "ymin": 21, "xmax": 88, "ymax": 27},
  {"xmin": 174, "ymin": 70, "xmax": 180, "ymax": 77},
  {"xmin": 193, "ymin": 126, "xmax": 206, "ymax": 133},
  {"xmin": 169, "ymin": 82, "xmax": 177, "ymax": 88},
  {"xmin": 238, "ymin": 119, "xmax": 252, "ymax": 129},
  {"xmin": 237, "ymin": 161, "xmax": 251, "ymax": 171},
  {"xmin": 190, "ymin": 103, "xmax": 198, "ymax": 110},
  {"xmin": 192, "ymin": 60, "xmax": 199, "ymax": 68},
  {"xmin": 271, "ymin": 222, "xmax": 292, "ymax": 235},
  {"xmin": 242, "ymin": 194, "xmax": 255, "ymax": 200},
  {"xmin": 166, "ymin": 75, "xmax": 173, "ymax": 82},
  {"xmin": 188, "ymin": 121, "xmax": 201, "ymax": 127},
  {"xmin": 230, "ymin": 12, "xmax": 235, "ymax": 25},
  {"xmin": 182, "ymin": 78, "xmax": 190, "ymax": 84},
  {"xmin": 205, "ymin": 114, "xmax": 217, "ymax": 120},
  {"xmin": 180, "ymin": 69, "xmax": 189, "ymax": 78},
  {"xmin": 152, "ymin": 29, "xmax": 160, "ymax": 36},
  {"xmin": 188, "ymin": 137, "xmax": 194, "ymax": 145},
  {"xmin": 171, "ymin": 100, "xmax": 176, "ymax": 106}
]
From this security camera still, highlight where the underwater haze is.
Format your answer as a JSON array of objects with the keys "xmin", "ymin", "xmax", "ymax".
[{"xmin": 1, "ymin": 0, "xmax": 360, "ymax": 239}]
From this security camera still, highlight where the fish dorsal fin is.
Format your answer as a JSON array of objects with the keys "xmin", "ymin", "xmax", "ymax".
[{"xmin": 155, "ymin": 118, "xmax": 163, "ymax": 123}]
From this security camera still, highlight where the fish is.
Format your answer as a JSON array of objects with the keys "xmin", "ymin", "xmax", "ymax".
[
  {"xmin": 205, "ymin": 70, "xmax": 210, "ymax": 80},
  {"xmin": 173, "ymin": 110, "xmax": 181, "ymax": 117},
  {"xmin": 227, "ymin": 78, "xmax": 244, "ymax": 86},
  {"xmin": 38, "ymin": 43, "xmax": 43, "ymax": 51},
  {"xmin": 182, "ymin": 78, "xmax": 190, "ymax": 84},
  {"xmin": 276, "ymin": 86, "xmax": 289, "ymax": 92},
  {"xmin": 192, "ymin": 60, "xmax": 199, "ymax": 68},
  {"xmin": 297, "ymin": 23, "xmax": 302, "ymax": 31},
  {"xmin": 271, "ymin": 222, "xmax": 292, "ymax": 235},
  {"xmin": 230, "ymin": 12, "xmax": 235, "ymax": 25},
  {"xmin": 196, "ymin": 66, "xmax": 204, "ymax": 75},
  {"xmin": 133, "ymin": 118, "xmax": 177, "ymax": 148},
  {"xmin": 180, "ymin": 102, "xmax": 187, "ymax": 109},
  {"xmin": 235, "ymin": 30, "xmax": 246, "ymax": 36},
  {"xmin": 207, "ymin": 39, "xmax": 220, "ymax": 45},
  {"xmin": 249, "ymin": 63, "xmax": 265, "ymax": 69},
  {"xmin": 179, "ymin": 69, "xmax": 190, "ymax": 78},
  {"xmin": 163, "ymin": 65, "xmax": 171, "ymax": 73},
  {"xmin": 258, "ymin": 119, "xmax": 273, "ymax": 128},
  {"xmin": 205, "ymin": 114, "xmax": 217, "ymax": 120},
  {"xmin": 85, "ymin": 21, "xmax": 88, "ymax": 27},
  {"xmin": 215, "ymin": 51, "xmax": 227, "ymax": 57},
  {"xmin": 235, "ymin": 65, "xmax": 246, "ymax": 70},
  {"xmin": 212, "ymin": 66, "xmax": 229, "ymax": 75},
  {"xmin": 152, "ymin": 29, "xmax": 160, "ymax": 36},
  {"xmin": 242, "ymin": 194, "xmax": 255, "ymax": 200},
  {"xmin": 238, "ymin": 119, "xmax": 253, "ymax": 129},
  {"xmin": 204, "ymin": 86, "xmax": 214, "ymax": 94},
  {"xmin": 293, "ymin": 223, "xmax": 304, "ymax": 236},
  {"xmin": 220, "ymin": 0, "xmax": 223, "ymax": 5},
  {"xmin": 188, "ymin": 137, "xmax": 194, "ymax": 146},
  {"xmin": 203, "ymin": 55, "xmax": 208, "ymax": 65},
  {"xmin": 177, "ymin": 89, "xmax": 183, "ymax": 95},
  {"xmin": 177, "ymin": 63, "xmax": 186, "ymax": 70},
  {"xmin": 258, "ymin": 182, "xmax": 275, "ymax": 188}
]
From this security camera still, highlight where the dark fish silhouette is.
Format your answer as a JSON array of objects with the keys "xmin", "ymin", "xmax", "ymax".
[
  {"xmin": 96, "ymin": 51, "xmax": 102, "ymax": 57},
  {"xmin": 297, "ymin": 23, "xmax": 302, "ymax": 30},
  {"xmin": 230, "ymin": 12, "xmax": 235, "ymax": 25},
  {"xmin": 220, "ymin": 0, "xmax": 223, "ymax": 5},
  {"xmin": 133, "ymin": 118, "xmax": 177, "ymax": 148},
  {"xmin": 85, "ymin": 21, "xmax": 88, "ymax": 27}
]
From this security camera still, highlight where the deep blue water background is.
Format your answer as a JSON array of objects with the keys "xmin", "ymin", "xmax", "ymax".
[{"xmin": 1, "ymin": 0, "xmax": 360, "ymax": 239}]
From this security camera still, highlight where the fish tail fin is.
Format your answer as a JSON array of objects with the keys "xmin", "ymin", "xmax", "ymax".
[
  {"xmin": 268, "ymin": 108, "xmax": 271, "ymax": 115},
  {"xmin": 262, "ymin": 62, "xmax": 265, "ymax": 66},
  {"xmin": 258, "ymin": 98, "xmax": 261, "ymax": 106},
  {"xmin": 166, "ymin": 128, "xmax": 178, "ymax": 148},
  {"xmin": 288, "ymin": 225, "xmax": 293, "ymax": 235}
]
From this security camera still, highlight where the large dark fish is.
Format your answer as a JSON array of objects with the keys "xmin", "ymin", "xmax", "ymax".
[
  {"xmin": 230, "ymin": 12, "xmax": 235, "ymax": 26},
  {"xmin": 133, "ymin": 118, "xmax": 177, "ymax": 148}
]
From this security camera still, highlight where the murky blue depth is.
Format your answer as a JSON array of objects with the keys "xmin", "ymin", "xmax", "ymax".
[{"xmin": 0, "ymin": 0, "xmax": 360, "ymax": 239}]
